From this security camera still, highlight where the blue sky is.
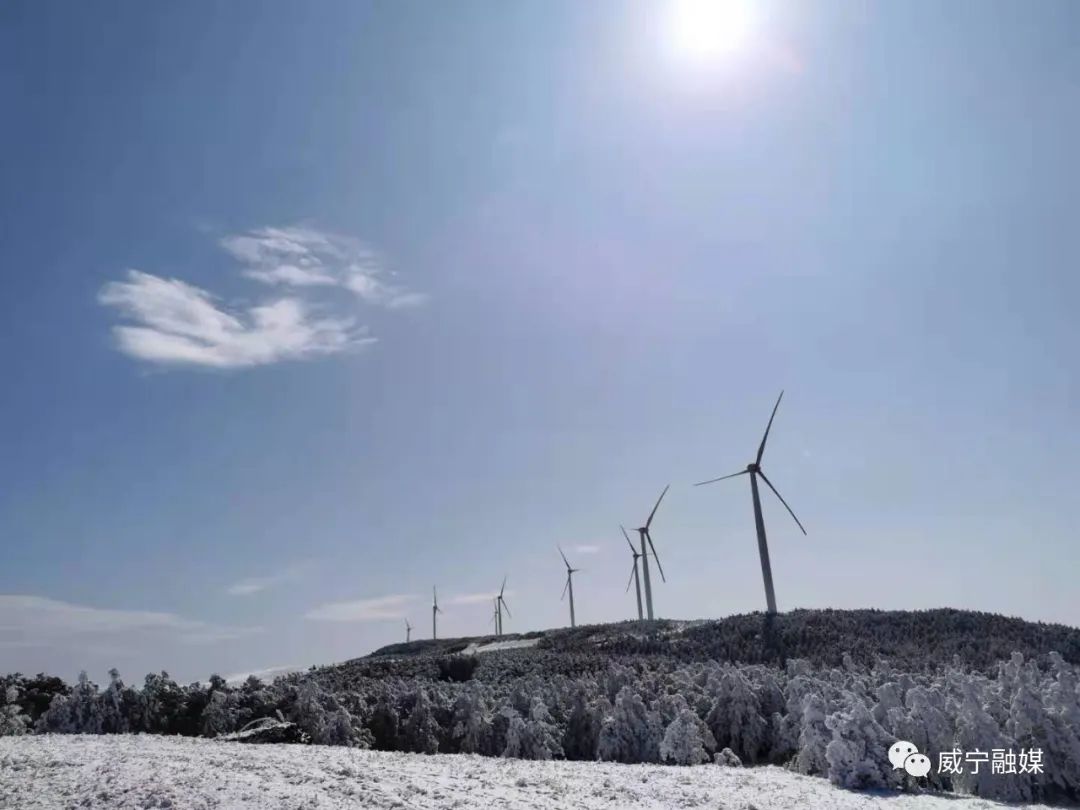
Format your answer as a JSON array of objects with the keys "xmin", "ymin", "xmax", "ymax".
[{"xmin": 2, "ymin": 0, "xmax": 1078, "ymax": 683}]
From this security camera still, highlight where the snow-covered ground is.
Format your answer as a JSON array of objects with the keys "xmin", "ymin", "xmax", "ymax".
[
  {"xmin": 461, "ymin": 638, "xmax": 541, "ymax": 655},
  {"xmin": 0, "ymin": 735, "xmax": 1054, "ymax": 810}
]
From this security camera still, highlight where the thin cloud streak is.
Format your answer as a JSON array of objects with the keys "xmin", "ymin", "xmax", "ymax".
[
  {"xmin": 448, "ymin": 591, "xmax": 512, "ymax": 606},
  {"xmin": 0, "ymin": 595, "xmax": 262, "ymax": 646},
  {"xmin": 226, "ymin": 561, "xmax": 317, "ymax": 597},
  {"xmin": 304, "ymin": 594, "xmax": 416, "ymax": 622},
  {"xmin": 222, "ymin": 225, "xmax": 428, "ymax": 309}
]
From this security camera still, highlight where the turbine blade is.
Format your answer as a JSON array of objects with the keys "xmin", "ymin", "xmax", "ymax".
[
  {"xmin": 558, "ymin": 544, "xmax": 571, "ymax": 570},
  {"xmin": 502, "ymin": 598, "xmax": 512, "ymax": 618},
  {"xmin": 645, "ymin": 484, "xmax": 670, "ymax": 529},
  {"xmin": 561, "ymin": 576, "xmax": 570, "ymax": 600},
  {"xmin": 500, "ymin": 576, "xmax": 507, "ymax": 598},
  {"xmin": 626, "ymin": 563, "xmax": 636, "ymax": 593},
  {"xmin": 758, "ymin": 470, "xmax": 807, "ymax": 535},
  {"xmin": 694, "ymin": 469, "xmax": 748, "ymax": 486},
  {"xmin": 620, "ymin": 525, "xmax": 635, "ymax": 554},
  {"xmin": 646, "ymin": 529, "xmax": 666, "ymax": 582},
  {"xmin": 756, "ymin": 390, "xmax": 784, "ymax": 465}
]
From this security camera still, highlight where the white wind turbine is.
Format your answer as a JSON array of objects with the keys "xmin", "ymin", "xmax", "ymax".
[
  {"xmin": 496, "ymin": 576, "xmax": 511, "ymax": 636},
  {"xmin": 405, "ymin": 618, "xmax": 412, "ymax": 643},
  {"xmin": 558, "ymin": 546, "xmax": 580, "ymax": 628},
  {"xmin": 694, "ymin": 391, "xmax": 807, "ymax": 615},
  {"xmin": 630, "ymin": 485, "xmax": 669, "ymax": 620},
  {"xmin": 620, "ymin": 525, "xmax": 644, "ymax": 621},
  {"xmin": 432, "ymin": 586, "xmax": 442, "ymax": 640}
]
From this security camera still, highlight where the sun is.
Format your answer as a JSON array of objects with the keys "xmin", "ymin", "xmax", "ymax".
[{"xmin": 667, "ymin": 0, "xmax": 754, "ymax": 63}]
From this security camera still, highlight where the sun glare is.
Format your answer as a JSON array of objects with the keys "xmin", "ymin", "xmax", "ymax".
[{"xmin": 668, "ymin": 0, "xmax": 753, "ymax": 63}]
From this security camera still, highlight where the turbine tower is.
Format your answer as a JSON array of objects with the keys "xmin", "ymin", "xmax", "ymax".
[
  {"xmin": 620, "ymin": 525, "xmax": 644, "ymax": 621},
  {"xmin": 405, "ymin": 618, "xmax": 412, "ymax": 643},
  {"xmin": 491, "ymin": 598, "xmax": 500, "ymax": 635},
  {"xmin": 558, "ymin": 546, "xmax": 580, "ymax": 628},
  {"xmin": 432, "ymin": 586, "xmax": 442, "ymax": 639},
  {"xmin": 632, "ymin": 486, "xmax": 669, "ymax": 620},
  {"xmin": 694, "ymin": 390, "xmax": 807, "ymax": 615},
  {"xmin": 496, "ymin": 576, "xmax": 511, "ymax": 636}
]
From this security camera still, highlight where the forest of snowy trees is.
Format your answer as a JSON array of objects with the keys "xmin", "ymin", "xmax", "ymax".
[{"xmin": 4, "ymin": 610, "xmax": 1080, "ymax": 805}]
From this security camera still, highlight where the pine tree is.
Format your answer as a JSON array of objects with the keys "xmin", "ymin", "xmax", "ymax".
[
  {"xmin": 0, "ymin": 686, "xmax": 29, "ymax": 736},
  {"xmin": 98, "ymin": 669, "xmax": 129, "ymax": 734},
  {"xmin": 660, "ymin": 706, "xmax": 715, "ymax": 765},
  {"xmin": 200, "ymin": 690, "xmax": 237, "ymax": 737},
  {"xmin": 402, "ymin": 688, "xmax": 440, "ymax": 754},
  {"xmin": 706, "ymin": 670, "xmax": 768, "ymax": 764},
  {"xmin": 823, "ymin": 697, "xmax": 896, "ymax": 789},
  {"xmin": 596, "ymin": 687, "xmax": 661, "ymax": 764},
  {"xmin": 451, "ymin": 686, "xmax": 492, "ymax": 755}
]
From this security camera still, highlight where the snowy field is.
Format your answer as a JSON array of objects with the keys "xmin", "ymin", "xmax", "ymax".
[{"xmin": 0, "ymin": 735, "xmax": 1055, "ymax": 810}]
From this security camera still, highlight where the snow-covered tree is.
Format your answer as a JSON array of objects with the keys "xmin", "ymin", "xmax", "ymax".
[
  {"xmin": 715, "ymin": 747, "xmax": 742, "ymax": 767},
  {"xmin": 792, "ymin": 692, "xmax": 830, "ymax": 776},
  {"xmin": 290, "ymin": 680, "xmax": 328, "ymax": 743},
  {"xmin": 401, "ymin": 688, "xmax": 440, "ymax": 754},
  {"xmin": 200, "ymin": 690, "xmax": 237, "ymax": 737},
  {"xmin": 451, "ymin": 686, "xmax": 493, "ymax": 755},
  {"xmin": 502, "ymin": 697, "xmax": 563, "ymax": 760},
  {"xmin": 98, "ymin": 669, "xmax": 129, "ymax": 734},
  {"xmin": 706, "ymin": 670, "xmax": 769, "ymax": 764},
  {"xmin": 823, "ymin": 697, "xmax": 896, "ymax": 789},
  {"xmin": 368, "ymin": 694, "xmax": 400, "ymax": 751},
  {"xmin": 0, "ymin": 686, "xmax": 29, "ymax": 736},
  {"xmin": 140, "ymin": 672, "xmax": 184, "ymax": 734},
  {"xmin": 660, "ymin": 706, "xmax": 715, "ymax": 765},
  {"xmin": 950, "ymin": 677, "xmax": 1030, "ymax": 802},
  {"xmin": 597, "ymin": 687, "xmax": 661, "ymax": 764}
]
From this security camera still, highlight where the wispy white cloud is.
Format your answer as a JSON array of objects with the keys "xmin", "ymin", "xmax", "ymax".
[
  {"xmin": 99, "ymin": 224, "xmax": 424, "ymax": 370},
  {"xmin": 99, "ymin": 271, "xmax": 368, "ymax": 369},
  {"xmin": 222, "ymin": 226, "xmax": 428, "ymax": 309},
  {"xmin": 304, "ymin": 594, "xmax": 416, "ymax": 623},
  {"xmin": 571, "ymin": 544, "xmax": 601, "ymax": 555},
  {"xmin": 0, "ymin": 595, "xmax": 262, "ymax": 646},
  {"xmin": 225, "ymin": 561, "xmax": 316, "ymax": 597}
]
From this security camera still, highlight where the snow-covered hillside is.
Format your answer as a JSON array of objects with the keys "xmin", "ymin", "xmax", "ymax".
[{"xmin": 0, "ymin": 735, "xmax": 1054, "ymax": 810}]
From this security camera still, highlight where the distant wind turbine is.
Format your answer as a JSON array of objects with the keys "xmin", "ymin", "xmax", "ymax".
[
  {"xmin": 558, "ymin": 545, "xmax": 580, "ymax": 628},
  {"xmin": 490, "ymin": 597, "xmax": 500, "ymax": 635},
  {"xmin": 496, "ymin": 576, "xmax": 511, "ymax": 636},
  {"xmin": 405, "ymin": 618, "xmax": 412, "ymax": 643},
  {"xmin": 620, "ymin": 525, "xmax": 644, "ymax": 621},
  {"xmin": 432, "ymin": 586, "xmax": 442, "ymax": 639},
  {"xmin": 694, "ymin": 391, "xmax": 807, "ymax": 615},
  {"xmin": 632, "ymin": 486, "xmax": 669, "ymax": 620}
]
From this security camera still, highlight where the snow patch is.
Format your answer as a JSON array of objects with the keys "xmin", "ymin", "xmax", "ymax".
[{"xmin": 461, "ymin": 638, "xmax": 540, "ymax": 655}]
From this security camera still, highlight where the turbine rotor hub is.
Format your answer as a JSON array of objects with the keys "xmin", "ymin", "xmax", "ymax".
[{"xmin": 747, "ymin": 463, "xmax": 760, "ymax": 473}]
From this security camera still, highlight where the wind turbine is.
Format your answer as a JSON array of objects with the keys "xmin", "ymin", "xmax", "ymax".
[
  {"xmin": 620, "ymin": 525, "xmax": 644, "ymax": 621},
  {"xmin": 632, "ymin": 486, "xmax": 669, "ymax": 620},
  {"xmin": 496, "ymin": 576, "xmax": 511, "ymax": 636},
  {"xmin": 432, "ymin": 586, "xmax": 442, "ymax": 639},
  {"xmin": 558, "ymin": 546, "xmax": 580, "ymax": 628},
  {"xmin": 694, "ymin": 390, "xmax": 807, "ymax": 615},
  {"xmin": 405, "ymin": 618, "xmax": 412, "ymax": 643}
]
